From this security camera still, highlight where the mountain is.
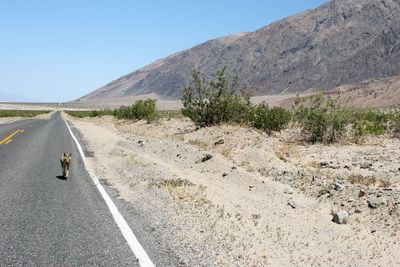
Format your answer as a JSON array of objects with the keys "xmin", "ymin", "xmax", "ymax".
[
  {"xmin": 0, "ymin": 90, "xmax": 32, "ymax": 102},
  {"xmin": 80, "ymin": 0, "xmax": 400, "ymax": 101}
]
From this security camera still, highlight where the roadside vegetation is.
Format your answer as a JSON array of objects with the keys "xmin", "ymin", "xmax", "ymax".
[
  {"xmin": 66, "ymin": 99, "xmax": 160, "ymax": 123},
  {"xmin": 0, "ymin": 110, "xmax": 50, "ymax": 117},
  {"xmin": 65, "ymin": 109, "xmax": 114, "ymax": 118},
  {"xmin": 182, "ymin": 67, "xmax": 400, "ymax": 143},
  {"xmin": 67, "ymin": 67, "xmax": 400, "ymax": 143}
]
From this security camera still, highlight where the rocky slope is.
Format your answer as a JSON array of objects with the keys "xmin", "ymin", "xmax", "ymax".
[{"xmin": 80, "ymin": 0, "xmax": 400, "ymax": 100}]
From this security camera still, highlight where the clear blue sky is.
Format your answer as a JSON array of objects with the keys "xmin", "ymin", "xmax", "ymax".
[{"xmin": 0, "ymin": 0, "xmax": 327, "ymax": 102}]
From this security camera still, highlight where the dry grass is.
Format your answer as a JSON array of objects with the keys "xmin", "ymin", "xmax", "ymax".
[
  {"xmin": 188, "ymin": 139, "xmax": 209, "ymax": 150},
  {"xmin": 221, "ymin": 147, "xmax": 233, "ymax": 158},
  {"xmin": 156, "ymin": 178, "xmax": 210, "ymax": 206},
  {"xmin": 156, "ymin": 178, "xmax": 194, "ymax": 188},
  {"xmin": 275, "ymin": 144, "xmax": 297, "ymax": 162},
  {"xmin": 378, "ymin": 178, "xmax": 391, "ymax": 188},
  {"xmin": 348, "ymin": 174, "xmax": 377, "ymax": 186}
]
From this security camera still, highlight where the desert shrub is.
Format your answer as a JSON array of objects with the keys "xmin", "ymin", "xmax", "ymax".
[
  {"xmin": 158, "ymin": 110, "xmax": 183, "ymax": 119},
  {"xmin": 251, "ymin": 103, "xmax": 291, "ymax": 134},
  {"xmin": 114, "ymin": 99, "xmax": 158, "ymax": 123},
  {"xmin": 182, "ymin": 67, "xmax": 252, "ymax": 127},
  {"xmin": 293, "ymin": 94, "xmax": 351, "ymax": 143},
  {"xmin": 351, "ymin": 109, "xmax": 388, "ymax": 136}
]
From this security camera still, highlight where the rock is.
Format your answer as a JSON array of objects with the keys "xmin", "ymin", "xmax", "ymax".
[
  {"xmin": 359, "ymin": 189, "xmax": 366, "ymax": 198},
  {"xmin": 334, "ymin": 182, "xmax": 344, "ymax": 191},
  {"xmin": 214, "ymin": 139, "xmax": 224, "ymax": 145},
  {"xmin": 368, "ymin": 196, "xmax": 387, "ymax": 208},
  {"xmin": 284, "ymin": 187, "xmax": 294, "ymax": 194},
  {"xmin": 222, "ymin": 172, "xmax": 228, "ymax": 177},
  {"xmin": 138, "ymin": 140, "xmax": 145, "ymax": 147},
  {"xmin": 288, "ymin": 199, "xmax": 304, "ymax": 209},
  {"xmin": 196, "ymin": 154, "xmax": 213, "ymax": 163},
  {"xmin": 231, "ymin": 166, "xmax": 237, "ymax": 170},
  {"xmin": 332, "ymin": 210, "xmax": 349, "ymax": 224},
  {"xmin": 320, "ymin": 162, "xmax": 330, "ymax": 168},
  {"xmin": 360, "ymin": 162, "xmax": 372, "ymax": 169}
]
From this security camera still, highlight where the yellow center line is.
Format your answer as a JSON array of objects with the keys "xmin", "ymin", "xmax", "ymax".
[
  {"xmin": 0, "ymin": 129, "xmax": 22, "ymax": 145},
  {"xmin": 4, "ymin": 139, "xmax": 13, "ymax": 145}
]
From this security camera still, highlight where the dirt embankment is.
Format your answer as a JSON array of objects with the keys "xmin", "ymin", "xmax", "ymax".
[{"xmin": 66, "ymin": 114, "xmax": 400, "ymax": 266}]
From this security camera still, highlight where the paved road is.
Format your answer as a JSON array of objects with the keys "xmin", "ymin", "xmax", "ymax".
[{"xmin": 0, "ymin": 112, "xmax": 143, "ymax": 266}]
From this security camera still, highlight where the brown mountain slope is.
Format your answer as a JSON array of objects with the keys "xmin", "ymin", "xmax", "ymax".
[
  {"xmin": 275, "ymin": 75, "xmax": 400, "ymax": 108},
  {"xmin": 80, "ymin": 0, "xmax": 400, "ymax": 101}
]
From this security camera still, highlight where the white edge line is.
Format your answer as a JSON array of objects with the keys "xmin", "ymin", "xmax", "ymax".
[
  {"xmin": 0, "ymin": 119, "xmax": 16, "ymax": 125},
  {"xmin": 64, "ymin": 119, "xmax": 155, "ymax": 267}
]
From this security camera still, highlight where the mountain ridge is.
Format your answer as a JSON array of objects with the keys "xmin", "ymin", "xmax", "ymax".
[{"xmin": 80, "ymin": 0, "xmax": 400, "ymax": 101}]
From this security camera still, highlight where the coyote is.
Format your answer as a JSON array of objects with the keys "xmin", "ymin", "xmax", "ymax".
[{"xmin": 60, "ymin": 153, "xmax": 72, "ymax": 178}]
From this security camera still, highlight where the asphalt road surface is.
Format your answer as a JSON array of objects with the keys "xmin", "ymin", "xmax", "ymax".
[{"xmin": 0, "ymin": 112, "xmax": 165, "ymax": 266}]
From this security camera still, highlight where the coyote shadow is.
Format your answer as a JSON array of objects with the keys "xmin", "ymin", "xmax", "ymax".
[{"xmin": 56, "ymin": 175, "xmax": 67, "ymax": 180}]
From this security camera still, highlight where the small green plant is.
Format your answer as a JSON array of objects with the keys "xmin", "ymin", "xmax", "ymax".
[
  {"xmin": 114, "ymin": 99, "xmax": 158, "ymax": 123},
  {"xmin": 251, "ymin": 103, "xmax": 291, "ymax": 134},
  {"xmin": 182, "ymin": 67, "xmax": 252, "ymax": 127}
]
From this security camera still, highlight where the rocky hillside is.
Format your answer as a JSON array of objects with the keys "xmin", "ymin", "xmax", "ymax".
[{"xmin": 80, "ymin": 0, "xmax": 400, "ymax": 101}]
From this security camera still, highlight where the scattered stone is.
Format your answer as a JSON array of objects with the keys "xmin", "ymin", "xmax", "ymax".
[
  {"xmin": 288, "ymin": 199, "xmax": 304, "ymax": 209},
  {"xmin": 368, "ymin": 196, "xmax": 387, "ymax": 209},
  {"xmin": 359, "ymin": 189, "xmax": 366, "ymax": 198},
  {"xmin": 214, "ymin": 139, "xmax": 225, "ymax": 145},
  {"xmin": 222, "ymin": 172, "xmax": 228, "ymax": 177},
  {"xmin": 355, "ymin": 209, "xmax": 362, "ymax": 214},
  {"xmin": 332, "ymin": 210, "xmax": 349, "ymax": 224},
  {"xmin": 231, "ymin": 166, "xmax": 237, "ymax": 170},
  {"xmin": 138, "ymin": 140, "xmax": 145, "ymax": 147},
  {"xmin": 284, "ymin": 187, "xmax": 294, "ymax": 194},
  {"xmin": 360, "ymin": 162, "xmax": 372, "ymax": 169},
  {"xmin": 320, "ymin": 161, "xmax": 330, "ymax": 168},
  {"xmin": 317, "ymin": 189, "xmax": 330, "ymax": 198},
  {"xmin": 334, "ymin": 182, "xmax": 345, "ymax": 191},
  {"xmin": 196, "ymin": 154, "xmax": 213, "ymax": 163},
  {"xmin": 371, "ymin": 229, "xmax": 377, "ymax": 233},
  {"xmin": 284, "ymin": 175, "xmax": 296, "ymax": 181}
]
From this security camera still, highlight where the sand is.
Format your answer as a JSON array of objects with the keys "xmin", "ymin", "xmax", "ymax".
[{"xmin": 65, "ymin": 114, "xmax": 400, "ymax": 266}]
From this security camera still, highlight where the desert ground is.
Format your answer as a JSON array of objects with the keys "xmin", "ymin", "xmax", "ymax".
[
  {"xmin": 1, "ymin": 97, "xmax": 399, "ymax": 266},
  {"xmin": 59, "ymin": 113, "xmax": 399, "ymax": 266}
]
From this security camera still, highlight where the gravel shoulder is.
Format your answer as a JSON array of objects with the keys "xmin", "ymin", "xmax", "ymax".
[{"xmin": 65, "ymin": 114, "xmax": 400, "ymax": 266}]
